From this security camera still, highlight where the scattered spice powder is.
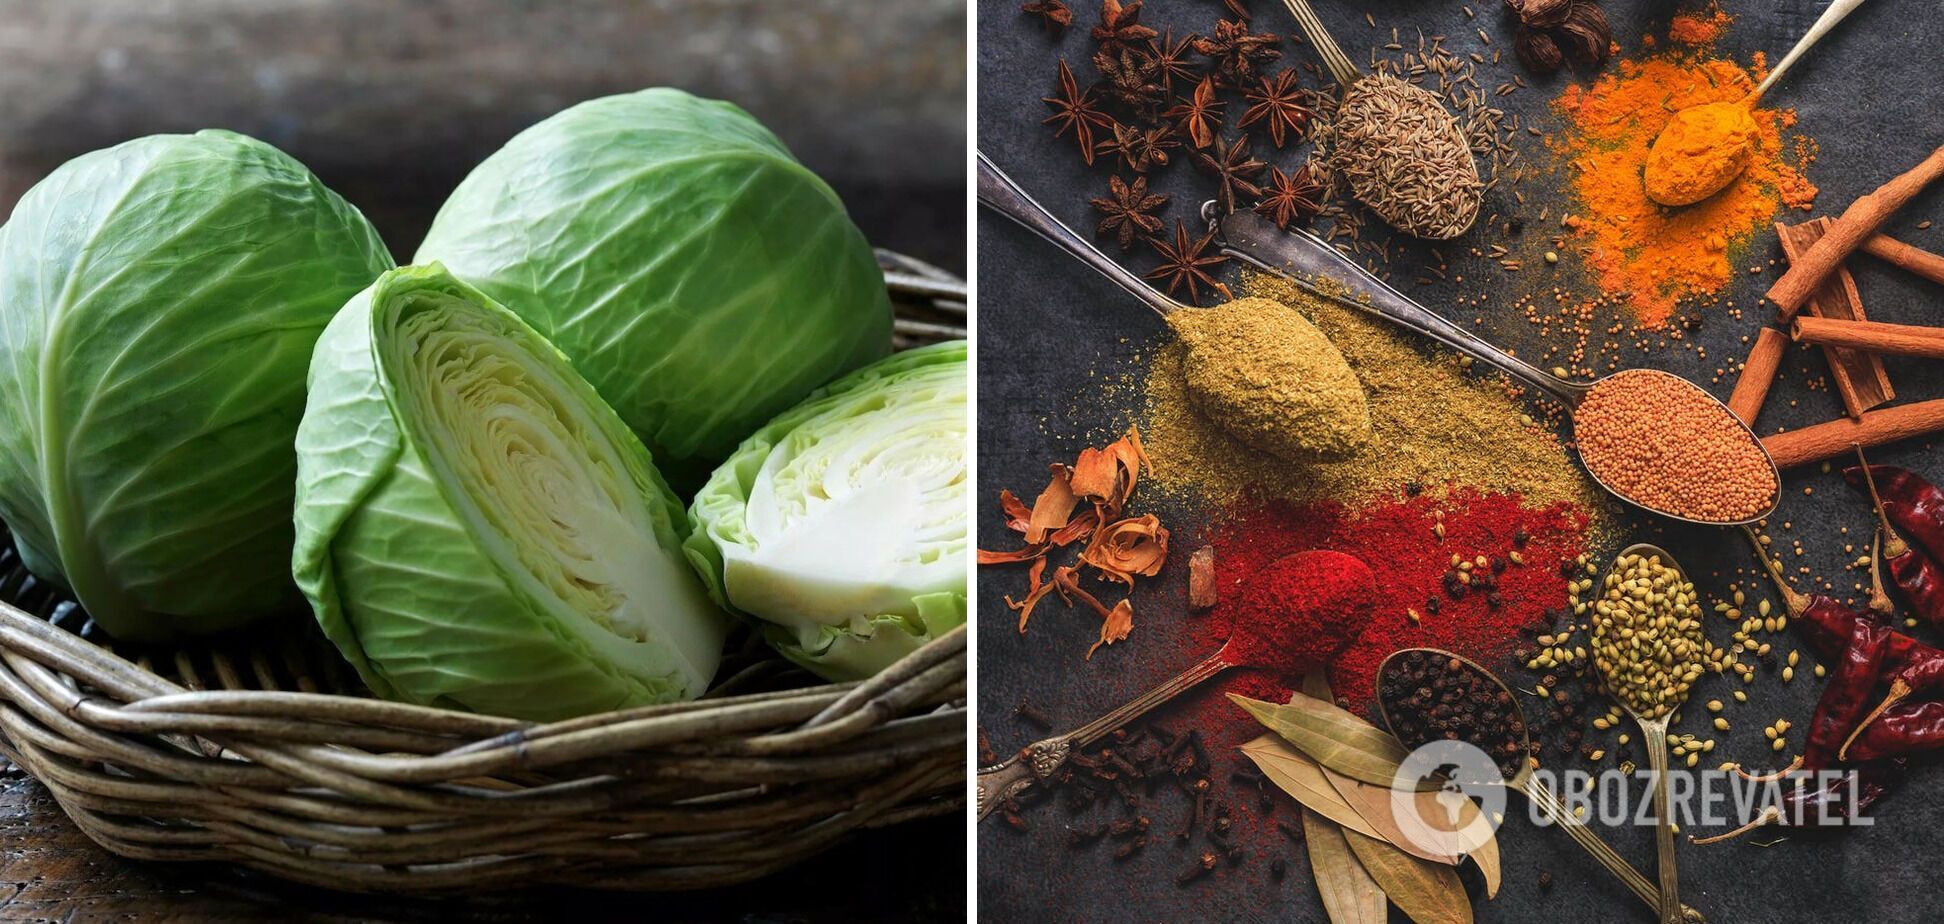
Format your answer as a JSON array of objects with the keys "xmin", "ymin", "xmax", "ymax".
[
  {"xmin": 1193, "ymin": 488, "xmax": 1591, "ymax": 709},
  {"xmin": 1143, "ymin": 272, "xmax": 1609, "ymax": 516},
  {"xmin": 1552, "ymin": 48, "xmax": 1817, "ymax": 325},
  {"xmin": 1667, "ymin": 10, "xmax": 1732, "ymax": 46}
]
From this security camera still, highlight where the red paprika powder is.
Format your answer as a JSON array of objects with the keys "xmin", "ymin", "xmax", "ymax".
[
  {"xmin": 1192, "ymin": 487, "xmax": 1590, "ymax": 710},
  {"xmin": 1220, "ymin": 549, "xmax": 1379, "ymax": 672}
]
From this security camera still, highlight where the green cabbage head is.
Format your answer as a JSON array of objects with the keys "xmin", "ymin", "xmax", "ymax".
[
  {"xmin": 293, "ymin": 264, "xmax": 728, "ymax": 720},
  {"xmin": 686, "ymin": 340, "xmax": 966, "ymax": 680},
  {"xmin": 0, "ymin": 131, "xmax": 393, "ymax": 640},
  {"xmin": 414, "ymin": 88, "xmax": 892, "ymax": 480}
]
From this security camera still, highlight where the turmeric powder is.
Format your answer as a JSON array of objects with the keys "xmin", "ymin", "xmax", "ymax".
[
  {"xmin": 1552, "ymin": 50, "xmax": 1816, "ymax": 326},
  {"xmin": 1644, "ymin": 100, "xmax": 1758, "ymax": 206}
]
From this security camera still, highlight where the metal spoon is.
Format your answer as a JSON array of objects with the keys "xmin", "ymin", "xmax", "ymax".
[
  {"xmin": 1645, "ymin": 0, "xmax": 1868, "ymax": 205},
  {"xmin": 1377, "ymin": 648, "xmax": 1705, "ymax": 923},
  {"xmin": 1591, "ymin": 543, "xmax": 1705, "ymax": 924},
  {"xmin": 1213, "ymin": 206, "xmax": 1781, "ymax": 527}
]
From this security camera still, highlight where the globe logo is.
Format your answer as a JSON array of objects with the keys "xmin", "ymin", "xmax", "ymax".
[{"xmin": 1388, "ymin": 739, "xmax": 1508, "ymax": 856}]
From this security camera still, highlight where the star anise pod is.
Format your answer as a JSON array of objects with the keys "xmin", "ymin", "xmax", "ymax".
[
  {"xmin": 1145, "ymin": 221, "xmax": 1231, "ymax": 304},
  {"xmin": 1163, "ymin": 75, "xmax": 1225, "ymax": 150},
  {"xmin": 1092, "ymin": 45, "xmax": 1164, "ymax": 110},
  {"xmin": 1090, "ymin": 175, "xmax": 1169, "ymax": 251},
  {"xmin": 1216, "ymin": 0, "xmax": 1251, "ymax": 19},
  {"xmin": 1146, "ymin": 30, "xmax": 1202, "ymax": 94},
  {"xmin": 1254, "ymin": 163, "xmax": 1326, "ymax": 230},
  {"xmin": 1095, "ymin": 122, "xmax": 1179, "ymax": 173},
  {"xmin": 1021, "ymin": 0, "xmax": 1074, "ymax": 34},
  {"xmin": 1193, "ymin": 133, "xmax": 1266, "ymax": 214},
  {"xmin": 1238, "ymin": 69, "xmax": 1312, "ymax": 147},
  {"xmin": 1092, "ymin": 0, "xmax": 1157, "ymax": 54},
  {"xmin": 1042, "ymin": 59, "xmax": 1117, "ymax": 166},
  {"xmin": 1193, "ymin": 19, "xmax": 1281, "ymax": 88}
]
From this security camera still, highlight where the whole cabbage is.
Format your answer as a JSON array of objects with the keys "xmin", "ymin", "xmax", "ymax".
[
  {"xmin": 0, "ymin": 131, "xmax": 393, "ymax": 640},
  {"xmin": 293, "ymin": 264, "xmax": 728, "ymax": 720},
  {"xmin": 686, "ymin": 340, "xmax": 966, "ymax": 679},
  {"xmin": 415, "ymin": 88, "xmax": 892, "ymax": 481}
]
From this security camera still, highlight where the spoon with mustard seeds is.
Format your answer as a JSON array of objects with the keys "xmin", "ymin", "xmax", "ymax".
[
  {"xmin": 1214, "ymin": 206, "xmax": 1781, "ymax": 528},
  {"xmin": 1376, "ymin": 648, "xmax": 1706, "ymax": 923},
  {"xmin": 977, "ymin": 152, "xmax": 1373, "ymax": 464},
  {"xmin": 1590, "ymin": 544, "xmax": 1709, "ymax": 924},
  {"xmin": 1643, "ymin": 0, "xmax": 1866, "ymax": 206}
]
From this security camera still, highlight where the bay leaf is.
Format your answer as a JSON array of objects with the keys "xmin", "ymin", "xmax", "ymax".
[
  {"xmin": 1319, "ymin": 764, "xmax": 1462, "ymax": 865},
  {"xmin": 1229, "ymin": 692, "xmax": 1415, "ymax": 787},
  {"xmin": 1239, "ymin": 734, "xmax": 1384, "ymax": 841},
  {"xmin": 1305, "ymin": 809, "xmax": 1388, "ymax": 924},
  {"xmin": 1341, "ymin": 827, "xmax": 1475, "ymax": 924},
  {"xmin": 1469, "ymin": 823, "xmax": 1502, "ymax": 899},
  {"xmin": 1301, "ymin": 670, "xmax": 1333, "ymax": 701}
]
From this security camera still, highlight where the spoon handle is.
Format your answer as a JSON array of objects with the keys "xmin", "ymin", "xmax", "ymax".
[
  {"xmin": 1754, "ymin": 0, "xmax": 1868, "ymax": 99},
  {"xmin": 1638, "ymin": 717, "xmax": 1686, "ymax": 924},
  {"xmin": 1215, "ymin": 208, "xmax": 1587, "ymax": 406},
  {"xmin": 976, "ymin": 151, "xmax": 1185, "ymax": 318},
  {"xmin": 1519, "ymin": 776, "xmax": 1706, "ymax": 922},
  {"xmin": 974, "ymin": 652, "xmax": 1230, "ymax": 821}
]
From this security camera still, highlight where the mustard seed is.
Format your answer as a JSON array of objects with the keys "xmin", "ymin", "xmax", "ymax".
[{"xmin": 1574, "ymin": 369, "xmax": 1777, "ymax": 522}]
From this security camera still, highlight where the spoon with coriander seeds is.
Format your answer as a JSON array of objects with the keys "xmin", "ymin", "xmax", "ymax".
[
  {"xmin": 1377, "ymin": 648, "xmax": 1706, "ymax": 923},
  {"xmin": 975, "ymin": 550, "xmax": 1378, "ymax": 821},
  {"xmin": 1643, "ymin": 0, "xmax": 1867, "ymax": 206},
  {"xmin": 1213, "ymin": 204, "xmax": 1782, "ymax": 527},
  {"xmin": 976, "ymin": 152, "xmax": 1375, "ymax": 464},
  {"xmin": 1280, "ymin": 0, "xmax": 1481, "ymax": 239},
  {"xmin": 1590, "ymin": 545, "xmax": 1711, "ymax": 924}
]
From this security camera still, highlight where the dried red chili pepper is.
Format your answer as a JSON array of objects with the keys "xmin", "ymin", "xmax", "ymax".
[{"xmin": 1845, "ymin": 461, "xmax": 1944, "ymax": 626}]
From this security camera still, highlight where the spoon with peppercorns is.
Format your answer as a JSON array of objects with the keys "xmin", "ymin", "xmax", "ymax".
[
  {"xmin": 1213, "ymin": 204, "xmax": 1781, "ymax": 528},
  {"xmin": 1378, "ymin": 647, "xmax": 1705, "ymax": 923}
]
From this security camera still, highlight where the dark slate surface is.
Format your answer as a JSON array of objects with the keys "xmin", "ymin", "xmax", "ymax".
[{"xmin": 976, "ymin": 0, "xmax": 1944, "ymax": 920}]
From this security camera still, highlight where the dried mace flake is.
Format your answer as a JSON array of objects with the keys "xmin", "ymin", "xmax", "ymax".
[
  {"xmin": 1188, "ymin": 545, "xmax": 1218, "ymax": 610},
  {"xmin": 1090, "ymin": 174, "xmax": 1169, "ymax": 251}
]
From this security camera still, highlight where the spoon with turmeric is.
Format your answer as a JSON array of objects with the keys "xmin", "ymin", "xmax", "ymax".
[{"xmin": 1643, "ymin": 0, "xmax": 1867, "ymax": 207}]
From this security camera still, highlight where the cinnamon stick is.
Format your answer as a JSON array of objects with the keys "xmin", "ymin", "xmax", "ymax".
[
  {"xmin": 1762, "ymin": 399, "xmax": 1944, "ymax": 469},
  {"xmin": 1767, "ymin": 144, "xmax": 1944, "ymax": 319},
  {"xmin": 1775, "ymin": 219, "xmax": 1893, "ymax": 419},
  {"xmin": 1725, "ymin": 326, "xmax": 1789, "ymax": 424},
  {"xmin": 1860, "ymin": 233, "xmax": 1944, "ymax": 287},
  {"xmin": 1793, "ymin": 316, "xmax": 1944, "ymax": 360}
]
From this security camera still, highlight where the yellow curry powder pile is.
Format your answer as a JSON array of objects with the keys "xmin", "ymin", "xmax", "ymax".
[
  {"xmin": 1142, "ymin": 272, "xmax": 1610, "ymax": 517},
  {"xmin": 1552, "ymin": 51, "xmax": 1816, "ymax": 326}
]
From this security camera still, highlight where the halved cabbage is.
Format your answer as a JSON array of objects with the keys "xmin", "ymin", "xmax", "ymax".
[
  {"xmin": 293, "ymin": 264, "xmax": 727, "ymax": 720},
  {"xmin": 686, "ymin": 340, "xmax": 966, "ymax": 680},
  {"xmin": 0, "ymin": 131, "xmax": 393, "ymax": 640},
  {"xmin": 415, "ymin": 88, "xmax": 892, "ymax": 482}
]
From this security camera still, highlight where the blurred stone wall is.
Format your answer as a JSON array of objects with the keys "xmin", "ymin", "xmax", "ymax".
[{"xmin": 0, "ymin": 0, "xmax": 966, "ymax": 269}]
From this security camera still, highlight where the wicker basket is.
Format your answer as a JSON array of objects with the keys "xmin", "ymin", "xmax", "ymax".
[{"xmin": 0, "ymin": 251, "xmax": 966, "ymax": 893}]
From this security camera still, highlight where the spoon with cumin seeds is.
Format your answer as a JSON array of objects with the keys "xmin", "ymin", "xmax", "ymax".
[
  {"xmin": 977, "ymin": 152, "xmax": 1373, "ymax": 464},
  {"xmin": 1281, "ymin": 0, "xmax": 1481, "ymax": 240}
]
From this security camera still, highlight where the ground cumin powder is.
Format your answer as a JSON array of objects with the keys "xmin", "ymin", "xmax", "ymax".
[
  {"xmin": 1142, "ymin": 272, "xmax": 1609, "ymax": 515},
  {"xmin": 1553, "ymin": 51, "xmax": 1816, "ymax": 326},
  {"xmin": 1167, "ymin": 296, "xmax": 1372, "ymax": 463}
]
